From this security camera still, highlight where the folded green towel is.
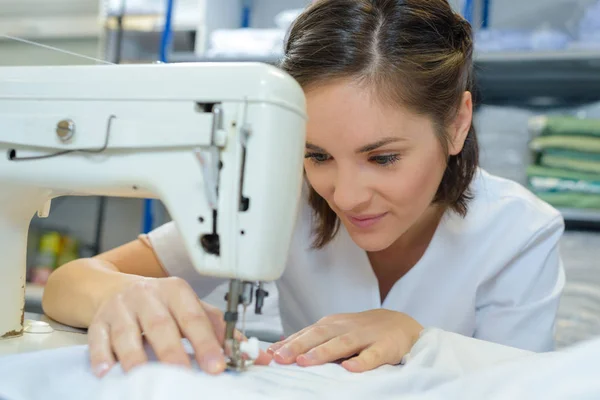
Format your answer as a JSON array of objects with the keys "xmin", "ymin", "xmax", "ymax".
[
  {"xmin": 527, "ymin": 165, "xmax": 600, "ymax": 182},
  {"xmin": 530, "ymin": 136, "xmax": 600, "ymax": 154},
  {"xmin": 543, "ymin": 149, "xmax": 600, "ymax": 162},
  {"xmin": 531, "ymin": 191, "xmax": 600, "ymax": 209},
  {"xmin": 540, "ymin": 154, "xmax": 600, "ymax": 175},
  {"xmin": 527, "ymin": 165, "xmax": 600, "ymax": 209},
  {"xmin": 529, "ymin": 116, "xmax": 600, "ymax": 137},
  {"xmin": 529, "ymin": 176, "xmax": 600, "ymax": 195}
]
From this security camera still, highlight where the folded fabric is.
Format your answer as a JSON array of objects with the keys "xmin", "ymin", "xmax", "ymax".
[
  {"xmin": 530, "ymin": 191, "xmax": 600, "ymax": 209},
  {"xmin": 527, "ymin": 165, "xmax": 600, "ymax": 209},
  {"xmin": 540, "ymin": 154, "xmax": 600, "ymax": 175},
  {"xmin": 527, "ymin": 165, "xmax": 600, "ymax": 182},
  {"xmin": 543, "ymin": 148, "xmax": 600, "ymax": 162},
  {"xmin": 529, "ymin": 135, "xmax": 600, "ymax": 154},
  {"xmin": 529, "ymin": 176, "xmax": 600, "ymax": 195},
  {"xmin": 206, "ymin": 29, "xmax": 286, "ymax": 58},
  {"xmin": 416, "ymin": 335, "xmax": 600, "ymax": 400},
  {"xmin": 528, "ymin": 116, "xmax": 600, "ymax": 138},
  {"xmin": 539, "ymin": 154, "xmax": 600, "ymax": 175}
]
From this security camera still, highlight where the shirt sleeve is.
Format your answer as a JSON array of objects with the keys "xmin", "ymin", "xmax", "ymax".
[
  {"xmin": 143, "ymin": 221, "xmax": 226, "ymax": 298},
  {"xmin": 473, "ymin": 215, "xmax": 566, "ymax": 352}
]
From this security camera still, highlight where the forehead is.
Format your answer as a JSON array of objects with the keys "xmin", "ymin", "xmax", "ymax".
[{"xmin": 304, "ymin": 80, "xmax": 433, "ymax": 146}]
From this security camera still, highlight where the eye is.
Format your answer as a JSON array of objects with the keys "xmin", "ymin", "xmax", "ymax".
[
  {"xmin": 304, "ymin": 152, "xmax": 331, "ymax": 165},
  {"xmin": 370, "ymin": 154, "xmax": 400, "ymax": 166}
]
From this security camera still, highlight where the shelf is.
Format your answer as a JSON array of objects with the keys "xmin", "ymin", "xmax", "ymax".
[
  {"xmin": 473, "ymin": 49, "xmax": 600, "ymax": 108},
  {"xmin": 560, "ymin": 208, "xmax": 600, "ymax": 224},
  {"xmin": 169, "ymin": 52, "xmax": 281, "ymax": 64},
  {"xmin": 0, "ymin": 16, "xmax": 101, "ymax": 40},
  {"xmin": 169, "ymin": 49, "xmax": 600, "ymax": 109},
  {"xmin": 103, "ymin": 14, "xmax": 199, "ymax": 33}
]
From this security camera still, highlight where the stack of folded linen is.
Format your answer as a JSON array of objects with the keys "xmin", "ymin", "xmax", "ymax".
[{"xmin": 526, "ymin": 115, "xmax": 600, "ymax": 209}]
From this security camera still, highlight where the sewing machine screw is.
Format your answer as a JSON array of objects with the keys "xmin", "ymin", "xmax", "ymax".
[{"xmin": 56, "ymin": 119, "xmax": 75, "ymax": 142}]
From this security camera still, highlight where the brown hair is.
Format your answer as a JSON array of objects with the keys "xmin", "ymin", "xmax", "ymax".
[{"xmin": 280, "ymin": 0, "xmax": 479, "ymax": 248}]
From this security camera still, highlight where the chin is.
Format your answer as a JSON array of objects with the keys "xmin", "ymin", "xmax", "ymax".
[{"xmin": 343, "ymin": 227, "xmax": 396, "ymax": 252}]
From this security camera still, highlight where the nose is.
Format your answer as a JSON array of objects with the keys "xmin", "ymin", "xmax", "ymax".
[{"xmin": 332, "ymin": 168, "xmax": 371, "ymax": 212}]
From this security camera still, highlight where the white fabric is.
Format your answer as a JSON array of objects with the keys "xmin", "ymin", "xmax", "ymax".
[
  {"xmin": 147, "ymin": 168, "xmax": 566, "ymax": 351},
  {"xmin": 2, "ymin": 328, "xmax": 599, "ymax": 400}
]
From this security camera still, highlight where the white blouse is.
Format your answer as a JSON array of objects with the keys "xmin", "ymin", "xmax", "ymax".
[{"xmin": 147, "ymin": 168, "xmax": 565, "ymax": 352}]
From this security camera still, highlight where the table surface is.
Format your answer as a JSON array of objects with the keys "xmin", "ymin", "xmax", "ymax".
[{"xmin": 0, "ymin": 312, "xmax": 88, "ymax": 357}]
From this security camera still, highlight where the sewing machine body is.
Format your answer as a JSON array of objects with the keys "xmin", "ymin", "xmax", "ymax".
[{"xmin": 0, "ymin": 62, "xmax": 307, "ymax": 351}]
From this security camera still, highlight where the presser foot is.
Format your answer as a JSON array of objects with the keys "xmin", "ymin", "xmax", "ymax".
[
  {"xmin": 225, "ymin": 340, "xmax": 254, "ymax": 372},
  {"xmin": 224, "ymin": 338, "xmax": 258, "ymax": 372},
  {"xmin": 223, "ymin": 279, "xmax": 261, "ymax": 371}
]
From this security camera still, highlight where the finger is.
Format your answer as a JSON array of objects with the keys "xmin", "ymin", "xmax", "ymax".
[
  {"xmin": 200, "ymin": 301, "xmax": 227, "ymax": 344},
  {"xmin": 267, "ymin": 340, "xmax": 285, "ymax": 355},
  {"xmin": 296, "ymin": 332, "xmax": 367, "ymax": 367},
  {"xmin": 200, "ymin": 300, "xmax": 245, "ymax": 345},
  {"xmin": 341, "ymin": 343, "xmax": 390, "ymax": 373},
  {"xmin": 136, "ymin": 291, "xmax": 191, "ymax": 369},
  {"xmin": 88, "ymin": 321, "xmax": 115, "ymax": 377},
  {"xmin": 109, "ymin": 298, "xmax": 147, "ymax": 373},
  {"xmin": 267, "ymin": 328, "xmax": 308, "ymax": 354},
  {"xmin": 273, "ymin": 324, "xmax": 341, "ymax": 365},
  {"xmin": 166, "ymin": 283, "xmax": 226, "ymax": 375},
  {"xmin": 255, "ymin": 349, "xmax": 273, "ymax": 365}
]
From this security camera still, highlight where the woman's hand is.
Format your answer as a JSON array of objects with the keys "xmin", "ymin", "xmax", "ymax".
[
  {"xmin": 87, "ymin": 277, "xmax": 271, "ymax": 377},
  {"xmin": 267, "ymin": 309, "xmax": 423, "ymax": 373}
]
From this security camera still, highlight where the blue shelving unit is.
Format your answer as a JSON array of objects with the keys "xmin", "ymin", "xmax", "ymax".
[{"xmin": 462, "ymin": 0, "xmax": 491, "ymax": 28}]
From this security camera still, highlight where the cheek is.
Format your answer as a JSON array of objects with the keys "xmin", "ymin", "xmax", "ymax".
[
  {"xmin": 303, "ymin": 162, "xmax": 332, "ymax": 199},
  {"xmin": 382, "ymin": 148, "xmax": 447, "ymax": 209}
]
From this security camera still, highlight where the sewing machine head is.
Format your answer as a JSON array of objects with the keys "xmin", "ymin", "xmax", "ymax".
[{"xmin": 0, "ymin": 62, "xmax": 307, "ymax": 369}]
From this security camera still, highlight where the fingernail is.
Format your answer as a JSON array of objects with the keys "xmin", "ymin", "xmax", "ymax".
[
  {"xmin": 299, "ymin": 350, "xmax": 317, "ymax": 363},
  {"xmin": 93, "ymin": 362, "xmax": 111, "ymax": 377},
  {"xmin": 267, "ymin": 345, "xmax": 279, "ymax": 354},
  {"xmin": 343, "ymin": 360, "xmax": 360, "ymax": 371},
  {"xmin": 274, "ymin": 346, "xmax": 292, "ymax": 360},
  {"xmin": 206, "ymin": 356, "xmax": 225, "ymax": 374}
]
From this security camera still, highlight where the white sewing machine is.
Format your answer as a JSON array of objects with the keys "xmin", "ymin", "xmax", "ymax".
[{"xmin": 0, "ymin": 62, "xmax": 307, "ymax": 370}]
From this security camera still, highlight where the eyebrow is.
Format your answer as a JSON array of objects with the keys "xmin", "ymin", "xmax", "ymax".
[
  {"xmin": 305, "ymin": 137, "xmax": 405, "ymax": 153},
  {"xmin": 305, "ymin": 142, "xmax": 327, "ymax": 152},
  {"xmin": 356, "ymin": 137, "xmax": 405, "ymax": 153}
]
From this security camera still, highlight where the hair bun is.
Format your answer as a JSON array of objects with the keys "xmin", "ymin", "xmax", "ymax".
[{"xmin": 453, "ymin": 16, "xmax": 473, "ymax": 56}]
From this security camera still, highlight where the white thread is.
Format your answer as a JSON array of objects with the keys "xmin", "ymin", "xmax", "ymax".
[{"xmin": 0, "ymin": 34, "xmax": 114, "ymax": 65}]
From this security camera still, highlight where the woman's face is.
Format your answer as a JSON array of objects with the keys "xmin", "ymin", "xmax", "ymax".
[{"xmin": 303, "ymin": 80, "xmax": 471, "ymax": 252}]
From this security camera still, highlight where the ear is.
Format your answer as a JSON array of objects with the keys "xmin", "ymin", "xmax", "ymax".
[{"xmin": 448, "ymin": 91, "xmax": 472, "ymax": 156}]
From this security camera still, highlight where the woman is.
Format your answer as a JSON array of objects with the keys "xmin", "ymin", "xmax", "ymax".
[{"xmin": 42, "ymin": 0, "xmax": 565, "ymax": 378}]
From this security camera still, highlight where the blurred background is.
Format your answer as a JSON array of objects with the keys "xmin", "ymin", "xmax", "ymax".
[{"xmin": 2, "ymin": 0, "xmax": 600, "ymax": 347}]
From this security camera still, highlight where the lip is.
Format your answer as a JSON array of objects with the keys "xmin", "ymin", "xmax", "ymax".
[{"xmin": 347, "ymin": 212, "xmax": 388, "ymax": 229}]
